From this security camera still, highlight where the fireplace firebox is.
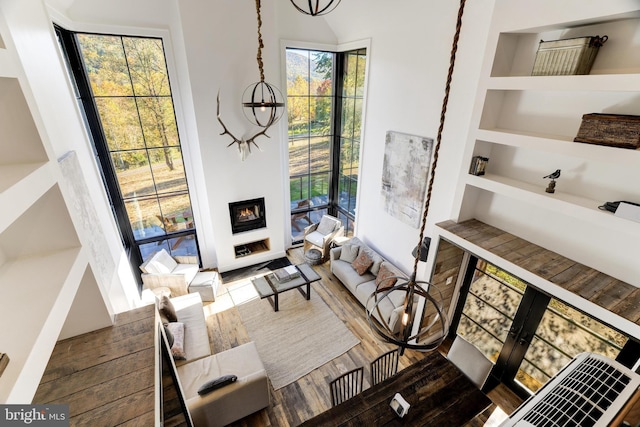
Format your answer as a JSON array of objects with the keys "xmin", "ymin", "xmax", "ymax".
[{"xmin": 229, "ymin": 198, "xmax": 266, "ymax": 234}]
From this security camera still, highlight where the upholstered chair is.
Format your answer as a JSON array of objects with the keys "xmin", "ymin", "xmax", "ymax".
[{"xmin": 303, "ymin": 214, "xmax": 344, "ymax": 261}]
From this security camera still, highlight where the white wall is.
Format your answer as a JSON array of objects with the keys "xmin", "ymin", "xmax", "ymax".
[{"xmin": 321, "ymin": 0, "xmax": 495, "ymax": 276}]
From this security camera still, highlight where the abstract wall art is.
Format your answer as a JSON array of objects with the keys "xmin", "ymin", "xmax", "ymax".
[{"xmin": 381, "ymin": 131, "xmax": 434, "ymax": 228}]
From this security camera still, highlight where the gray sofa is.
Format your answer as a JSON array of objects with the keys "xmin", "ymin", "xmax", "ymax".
[
  {"xmin": 329, "ymin": 237, "xmax": 409, "ymax": 335},
  {"xmin": 168, "ymin": 293, "xmax": 270, "ymax": 427}
]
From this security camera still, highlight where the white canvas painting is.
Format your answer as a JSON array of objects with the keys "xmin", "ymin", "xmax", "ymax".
[{"xmin": 381, "ymin": 131, "xmax": 434, "ymax": 228}]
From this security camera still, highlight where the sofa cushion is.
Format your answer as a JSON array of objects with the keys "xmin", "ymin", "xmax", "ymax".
[
  {"xmin": 177, "ymin": 342, "xmax": 266, "ymax": 400},
  {"xmin": 352, "ymin": 250, "xmax": 373, "ymax": 275},
  {"xmin": 339, "ymin": 243, "xmax": 360, "ymax": 263},
  {"xmin": 332, "ymin": 260, "xmax": 375, "ymax": 294},
  {"xmin": 305, "ymin": 230, "xmax": 326, "ymax": 247},
  {"xmin": 171, "ymin": 293, "xmax": 212, "ymax": 361},
  {"xmin": 172, "ymin": 263, "xmax": 199, "ymax": 285},
  {"xmin": 375, "ymin": 263, "xmax": 398, "ymax": 289},
  {"xmin": 356, "ymin": 281, "xmax": 397, "ymax": 324},
  {"xmin": 348, "ymin": 237, "xmax": 384, "ymax": 275}
]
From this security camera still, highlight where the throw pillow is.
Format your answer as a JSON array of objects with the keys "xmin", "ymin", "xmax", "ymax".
[
  {"xmin": 165, "ymin": 322, "xmax": 186, "ymax": 360},
  {"xmin": 339, "ymin": 244, "xmax": 360, "ymax": 263},
  {"xmin": 351, "ymin": 250, "xmax": 373, "ymax": 275},
  {"xmin": 197, "ymin": 375, "xmax": 238, "ymax": 395},
  {"xmin": 158, "ymin": 295, "xmax": 178, "ymax": 323},
  {"xmin": 163, "ymin": 325, "xmax": 174, "ymax": 348},
  {"xmin": 316, "ymin": 216, "xmax": 337, "ymax": 235},
  {"xmin": 375, "ymin": 263, "xmax": 398, "ymax": 290}
]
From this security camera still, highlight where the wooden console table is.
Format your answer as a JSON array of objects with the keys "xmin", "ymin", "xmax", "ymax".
[{"xmin": 300, "ymin": 350, "xmax": 491, "ymax": 426}]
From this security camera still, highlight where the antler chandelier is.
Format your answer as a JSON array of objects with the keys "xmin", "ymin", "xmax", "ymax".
[
  {"xmin": 242, "ymin": 0, "xmax": 284, "ymax": 127},
  {"xmin": 366, "ymin": 0, "xmax": 467, "ymax": 355},
  {"xmin": 289, "ymin": 0, "xmax": 341, "ymax": 16}
]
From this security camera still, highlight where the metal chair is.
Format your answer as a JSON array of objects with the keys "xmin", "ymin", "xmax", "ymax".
[
  {"xmin": 370, "ymin": 348, "xmax": 400, "ymax": 386},
  {"xmin": 329, "ymin": 367, "xmax": 364, "ymax": 407},
  {"xmin": 447, "ymin": 335, "xmax": 493, "ymax": 389}
]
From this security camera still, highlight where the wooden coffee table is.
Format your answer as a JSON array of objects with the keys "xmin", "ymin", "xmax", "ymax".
[{"xmin": 250, "ymin": 263, "xmax": 321, "ymax": 312}]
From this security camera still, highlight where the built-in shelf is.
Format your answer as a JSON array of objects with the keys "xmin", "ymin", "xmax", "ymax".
[
  {"xmin": 0, "ymin": 4, "xmax": 109, "ymax": 405},
  {"xmin": 451, "ymin": 2, "xmax": 640, "ymax": 288},
  {"xmin": 234, "ymin": 238, "xmax": 270, "ymax": 258}
]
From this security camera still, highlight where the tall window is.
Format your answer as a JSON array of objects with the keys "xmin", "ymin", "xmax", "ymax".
[
  {"xmin": 56, "ymin": 28, "xmax": 198, "ymax": 285},
  {"xmin": 287, "ymin": 48, "xmax": 366, "ymax": 243}
]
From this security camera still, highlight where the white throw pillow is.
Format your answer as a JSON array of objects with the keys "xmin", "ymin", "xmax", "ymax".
[
  {"xmin": 339, "ymin": 244, "xmax": 360, "ymax": 263},
  {"xmin": 316, "ymin": 216, "xmax": 337, "ymax": 235},
  {"xmin": 153, "ymin": 249, "xmax": 178, "ymax": 274}
]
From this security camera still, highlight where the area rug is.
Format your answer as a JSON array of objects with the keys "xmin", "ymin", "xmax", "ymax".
[{"xmin": 237, "ymin": 290, "xmax": 360, "ymax": 390}]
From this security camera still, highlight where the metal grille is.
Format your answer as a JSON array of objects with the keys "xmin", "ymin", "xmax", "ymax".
[{"xmin": 501, "ymin": 353, "xmax": 640, "ymax": 427}]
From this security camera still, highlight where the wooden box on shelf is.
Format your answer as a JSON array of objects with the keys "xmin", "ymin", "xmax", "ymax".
[
  {"xmin": 574, "ymin": 113, "xmax": 640, "ymax": 149},
  {"xmin": 532, "ymin": 35, "xmax": 608, "ymax": 76}
]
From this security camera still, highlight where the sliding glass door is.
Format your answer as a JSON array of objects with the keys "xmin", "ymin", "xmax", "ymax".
[{"xmin": 454, "ymin": 259, "xmax": 628, "ymax": 397}]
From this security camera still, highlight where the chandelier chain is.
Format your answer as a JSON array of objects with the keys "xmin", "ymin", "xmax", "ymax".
[
  {"xmin": 412, "ymin": 0, "xmax": 466, "ymax": 276},
  {"xmin": 254, "ymin": 0, "xmax": 265, "ymax": 82}
]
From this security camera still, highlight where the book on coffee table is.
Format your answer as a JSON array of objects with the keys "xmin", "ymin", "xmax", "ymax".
[{"xmin": 273, "ymin": 265, "xmax": 300, "ymax": 283}]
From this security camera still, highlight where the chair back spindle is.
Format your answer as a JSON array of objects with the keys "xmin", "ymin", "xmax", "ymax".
[
  {"xmin": 370, "ymin": 348, "xmax": 400, "ymax": 386},
  {"xmin": 329, "ymin": 367, "xmax": 364, "ymax": 407}
]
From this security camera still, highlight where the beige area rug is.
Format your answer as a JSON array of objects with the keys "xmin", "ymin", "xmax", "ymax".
[{"xmin": 237, "ymin": 288, "xmax": 360, "ymax": 390}]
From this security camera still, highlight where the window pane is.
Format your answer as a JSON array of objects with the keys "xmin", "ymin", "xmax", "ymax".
[
  {"xmin": 148, "ymin": 148, "xmax": 187, "ymax": 194},
  {"xmin": 138, "ymin": 97, "xmax": 179, "ymax": 148},
  {"xmin": 123, "ymin": 37, "xmax": 171, "ymax": 97},
  {"xmin": 95, "ymin": 98, "xmax": 145, "ymax": 151},
  {"xmin": 288, "ymin": 96, "xmax": 310, "ymax": 137},
  {"xmin": 518, "ymin": 299, "xmax": 627, "ymax": 393},
  {"xmin": 311, "ymin": 51, "xmax": 332, "ymax": 92},
  {"xmin": 342, "ymin": 53, "xmax": 357, "ymax": 97},
  {"xmin": 112, "ymin": 150, "xmax": 155, "ymax": 197},
  {"xmin": 126, "ymin": 196, "xmax": 164, "ymax": 239},
  {"xmin": 158, "ymin": 194, "xmax": 192, "ymax": 232},
  {"xmin": 341, "ymin": 98, "xmax": 355, "ymax": 138},
  {"xmin": 355, "ymin": 53, "xmax": 367, "ymax": 97},
  {"xmin": 310, "ymin": 97, "xmax": 331, "ymax": 136},
  {"xmin": 77, "ymin": 34, "xmax": 133, "ymax": 97},
  {"xmin": 353, "ymin": 98, "xmax": 363, "ymax": 140},
  {"xmin": 457, "ymin": 266, "xmax": 526, "ymax": 363},
  {"xmin": 309, "ymin": 136, "xmax": 330, "ymax": 173},
  {"xmin": 289, "ymin": 137, "xmax": 310, "ymax": 176}
]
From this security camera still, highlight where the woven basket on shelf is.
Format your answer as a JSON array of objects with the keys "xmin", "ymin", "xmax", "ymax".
[
  {"xmin": 532, "ymin": 35, "xmax": 608, "ymax": 76},
  {"xmin": 574, "ymin": 113, "xmax": 640, "ymax": 149}
]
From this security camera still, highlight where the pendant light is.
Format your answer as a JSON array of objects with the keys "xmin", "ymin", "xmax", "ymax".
[
  {"xmin": 366, "ymin": 0, "xmax": 467, "ymax": 355},
  {"xmin": 242, "ymin": 0, "xmax": 284, "ymax": 127},
  {"xmin": 289, "ymin": 0, "xmax": 341, "ymax": 16}
]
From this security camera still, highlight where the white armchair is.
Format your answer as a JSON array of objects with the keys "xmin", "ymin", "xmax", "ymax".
[
  {"xmin": 303, "ymin": 214, "xmax": 344, "ymax": 261},
  {"xmin": 140, "ymin": 249, "xmax": 199, "ymax": 296}
]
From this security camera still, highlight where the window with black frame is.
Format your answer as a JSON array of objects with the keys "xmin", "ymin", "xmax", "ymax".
[
  {"xmin": 56, "ymin": 27, "xmax": 199, "ymax": 286},
  {"xmin": 287, "ymin": 47, "xmax": 366, "ymax": 244}
]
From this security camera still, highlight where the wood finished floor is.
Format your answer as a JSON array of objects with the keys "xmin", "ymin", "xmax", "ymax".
[{"xmin": 204, "ymin": 247, "xmax": 523, "ymax": 427}]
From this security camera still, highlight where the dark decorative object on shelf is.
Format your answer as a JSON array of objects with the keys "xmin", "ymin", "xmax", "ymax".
[
  {"xmin": 289, "ymin": 0, "xmax": 341, "ymax": 16},
  {"xmin": 532, "ymin": 35, "xmax": 607, "ymax": 76},
  {"xmin": 543, "ymin": 169, "xmax": 561, "ymax": 193},
  {"xmin": 469, "ymin": 156, "xmax": 488, "ymax": 176},
  {"xmin": 574, "ymin": 113, "xmax": 640, "ymax": 149}
]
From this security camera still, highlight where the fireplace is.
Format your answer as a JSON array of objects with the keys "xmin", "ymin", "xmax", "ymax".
[{"xmin": 229, "ymin": 198, "xmax": 266, "ymax": 234}]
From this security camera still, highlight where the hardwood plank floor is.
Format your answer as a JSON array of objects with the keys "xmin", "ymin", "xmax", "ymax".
[{"xmin": 207, "ymin": 247, "xmax": 522, "ymax": 426}]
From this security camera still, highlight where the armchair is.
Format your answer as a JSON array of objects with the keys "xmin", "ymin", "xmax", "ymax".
[
  {"xmin": 140, "ymin": 249, "xmax": 199, "ymax": 296},
  {"xmin": 303, "ymin": 214, "xmax": 344, "ymax": 261}
]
